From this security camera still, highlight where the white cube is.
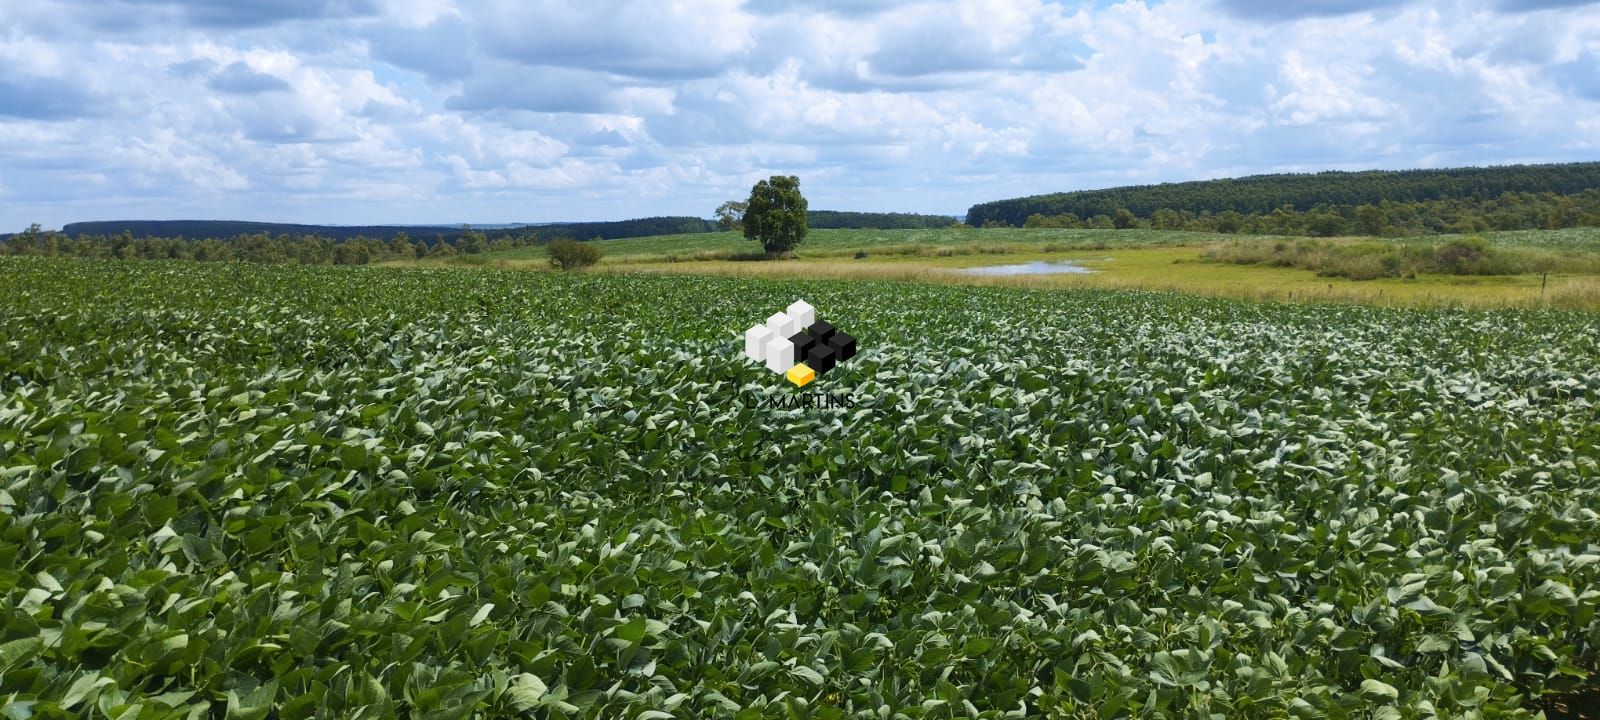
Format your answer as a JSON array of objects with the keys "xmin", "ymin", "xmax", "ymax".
[
  {"xmin": 744, "ymin": 325, "xmax": 773, "ymax": 362},
  {"xmin": 787, "ymin": 299, "xmax": 815, "ymax": 329},
  {"xmin": 765, "ymin": 335, "xmax": 795, "ymax": 373},
  {"xmin": 766, "ymin": 312, "xmax": 793, "ymax": 338}
]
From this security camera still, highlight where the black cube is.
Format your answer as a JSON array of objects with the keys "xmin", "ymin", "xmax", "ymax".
[
  {"xmin": 806, "ymin": 343, "xmax": 837, "ymax": 374},
  {"xmin": 808, "ymin": 320, "xmax": 836, "ymax": 342},
  {"xmin": 789, "ymin": 332, "xmax": 816, "ymax": 363},
  {"xmin": 826, "ymin": 331, "xmax": 856, "ymax": 362}
]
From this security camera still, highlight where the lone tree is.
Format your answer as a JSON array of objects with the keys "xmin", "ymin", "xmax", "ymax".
[
  {"xmin": 714, "ymin": 200, "xmax": 747, "ymax": 230},
  {"xmin": 743, "ymin": 175, "xmax": 807, "ymax": 258}
]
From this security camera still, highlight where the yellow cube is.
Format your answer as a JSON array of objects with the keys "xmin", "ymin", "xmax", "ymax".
[{"xmin": 786, "ymin": 363, "xmax": 815, "ymax": 387}]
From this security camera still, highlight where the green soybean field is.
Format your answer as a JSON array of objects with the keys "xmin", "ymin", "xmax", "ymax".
[{"xmin": 2, "ymin": 256, "xmax": 1598, "ymax": 719}]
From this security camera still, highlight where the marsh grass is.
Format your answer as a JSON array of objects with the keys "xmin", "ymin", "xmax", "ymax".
[
  {"xmin": 604, "ymin": 248, "xmax": 1600, "ymax": 311},
  {"xmin": 1202, "ymin": 236, "xmax": 1600, "ymax": 279}
]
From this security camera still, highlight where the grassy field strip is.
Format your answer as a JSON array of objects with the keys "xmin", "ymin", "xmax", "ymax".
[
  {"xmin": 464, "ymin": 226, "xmax": 1600, "ymax": 265},
  {"xmin": 464, "ymin": 228, "xmax": 1249, "ymax": 265},
  {"xmin": 431, "ymin": 227, "xmax": 1600, "ymax": 310}
]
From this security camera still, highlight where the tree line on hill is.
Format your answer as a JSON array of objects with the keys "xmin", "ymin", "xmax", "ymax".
[
  {"xmin": 967, "ymin": 162, "xmax": 1600, "ymax": 233},
  {"xmin": 1015, "ymin": 190, "xmax": 1600, "ymax": 236},
  {"xmin": 53, "ymin": 217, "xmax": 714, "ymax": 244},
  {"xmin": 40, "ymin": 211, "xmax": 956, "ymax": 247},
  {"xmin": 0, "ymin": 227, "xmax": 530, "ymax": 265}
]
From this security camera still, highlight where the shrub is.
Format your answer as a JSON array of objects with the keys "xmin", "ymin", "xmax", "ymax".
[
  {"xmin": 1435, "ymin": 236, "xmax": 1488, "ymax": 273},
  {"xmin": 1327, "ymin": 252, "xmax": 1390, "ymax": 280},
  {"xmin": 548, "ymin": 238, "xmax": 602, "ymax": 270}
]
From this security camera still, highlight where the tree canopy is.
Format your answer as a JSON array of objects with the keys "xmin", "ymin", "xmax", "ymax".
[
  {"xmin": 714, "ymin": 201, "xmax": 747, "ymax": 230},
  {"xmin": 744, "ymin": 176, "xmax": 809, "ymax": 257}
]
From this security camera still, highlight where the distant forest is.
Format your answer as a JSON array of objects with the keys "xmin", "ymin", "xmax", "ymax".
[
  {"xmin": 53, "ymin": 217, "xmax": 714, "ymax": 244},
  {"xmin": 967, "ymin": 162, "xmax": 1600, "ymax": 234},
  {"xmin": 42, "ymin": 210, "xmax": 955, "ymax": 245},
  {"xmin": 0, "ymin": 227, "xmax": 508, "ymax": 265},
  {"xmin": 0, "ymin": 210, "xmax": 958, "ymax": 265},
  {"xmin": 807, "ymin": 211, "xmax": 955, "ymax": 229},
  {"xmin": 1016, "ymin": 190, "xmax": 1600, "ymax": 237}
]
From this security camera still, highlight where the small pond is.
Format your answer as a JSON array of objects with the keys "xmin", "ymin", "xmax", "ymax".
[{"xmin": 958, "ymin": 260, "xmax": 1094, "ymax": 276}]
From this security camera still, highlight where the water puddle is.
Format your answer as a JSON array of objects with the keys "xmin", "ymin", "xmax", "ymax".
[{"xmin": 958, "ymin": 260, "xmax": 1094, "ymax": 276}]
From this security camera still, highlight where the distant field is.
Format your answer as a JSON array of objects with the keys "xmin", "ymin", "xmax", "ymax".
[
  {"xmin": 460, "ymin": 228, "xmax": 1232, "ymax": 265},
  {"xmin": 438, "ymin": 227, "xmax": 1600, "ymax": 310},
  {"xmin": 461, "ymin": 226, "xmax": 1600, "ymax": 265}
]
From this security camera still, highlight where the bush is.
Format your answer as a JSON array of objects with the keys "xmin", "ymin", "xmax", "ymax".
[
  {"xmin": 1435, "ymin": 236, "xmax": 1488, "ymax": 273},
  {"xmin": 548, "ymin": 238, "xmax": 602, "ymax": 270}
]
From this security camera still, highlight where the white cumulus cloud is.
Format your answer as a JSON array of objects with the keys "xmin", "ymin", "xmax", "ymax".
[{"xmin": 0, "ymin": 0, "xmax": 1596, "ymax": 228}]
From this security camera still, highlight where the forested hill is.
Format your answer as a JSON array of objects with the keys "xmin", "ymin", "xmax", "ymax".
[
  {"xmin": 54, "ymin": 210, "xmax": 957, "ymax": 242},
  {"xmin": 965, "ymin": 162, "xmax": 1600, "ymax": 227}
]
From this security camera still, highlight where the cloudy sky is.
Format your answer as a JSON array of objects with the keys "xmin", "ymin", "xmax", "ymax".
[{"xmin": 1, "ymin": 0, "xmax": 1597, "ymax": 229}]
